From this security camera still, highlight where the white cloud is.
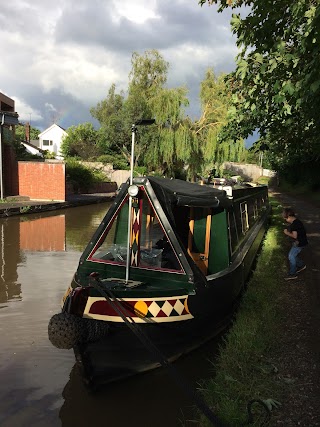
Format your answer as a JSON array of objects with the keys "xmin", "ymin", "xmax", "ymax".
[
  {"xmin": 113, "ymin": 0, "xmax": 160, "ymax": 24},
  {"xmin": 14, "ymin": 97, "xmax": 43, "ymax": 123}
]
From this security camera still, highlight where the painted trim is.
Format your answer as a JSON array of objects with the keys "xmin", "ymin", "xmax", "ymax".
[{"xmin": 83, "ymin": 295, "xmax": 194, "ymax": 323}]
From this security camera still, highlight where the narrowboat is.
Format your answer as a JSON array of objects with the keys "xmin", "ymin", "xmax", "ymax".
[{"xmin": 48, "ymin": 176, "xmax": 270, "ymax": 385}]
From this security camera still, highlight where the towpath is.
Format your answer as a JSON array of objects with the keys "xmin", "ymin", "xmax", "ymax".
[{"xmin": 269, "ymin": 187, "xmax": 320, "ymax": 426}]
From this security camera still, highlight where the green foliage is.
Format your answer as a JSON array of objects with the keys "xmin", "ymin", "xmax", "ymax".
[
  {"xmin": 91, "ymin": 84, "xmax": 129, "ymax": 158},
  {"xmin": 194, "ymin": 68, "xmax": 246, "ymax": 178},
  {"xmin": 15, "ymin": 124, "xmax": 40, "ymax": 141},
  {"xmin": 65, "ymin": 158, "xmax": 95, "ymax": 192},
  {"xmin": 199, "ymin": 0, "xmax": 320, "ymax": 183},
  {"xmin": 91, "ymin": 50, "xmax": 250, "ymax": 179},
  {"xmin": 96, "ymin": 154, "xmax": 129, "ymax": 170},
  {"xmin": 91, "ymin": 168, "xmax": 110, "ymax": 183},
  {"xmin": 43, "ymin": 150, "xmax": 56, "ymax": 159},
  {"xmin": 61, "ymin": 123, "xmax": 101, "ymax": 160},
  {"xmin": 133, "ymin": 166, "xmax": 148, "ymax": 177},
  {"xmin": 91, "ymin": 49, "xmax": 194, "ymax": 177}
]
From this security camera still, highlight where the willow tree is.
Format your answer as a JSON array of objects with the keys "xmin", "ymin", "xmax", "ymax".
[
  {"xmin": 91, "ymin": 50, "xmax": 196, "ymax": 176},
  {"xmin": 126, "ymin": 50, "xmax": 199, "ymax": 177},
  {"xmin": 194, "ymin": 68, "xmax": 245, "ymax": 177}
]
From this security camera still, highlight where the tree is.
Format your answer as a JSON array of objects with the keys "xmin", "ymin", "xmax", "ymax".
[
  {"xmin": 91, "ymin": 51, "xmax": 243, "ymax": 180},
  {"xmin": 90, "ymin": 84, "xmax": 129, "ymax": 159},
  {"xmin": 91, "ymin": 50, "xmax": 191, "ymax": 175},
  {"xmin": 15, "ymin": 123, "xmax": 40, "ymax": 141},
  {"xmin": 191, "ymin": 68, "xmax": 246, "ymax": 177},
  {"xmin": 199, "ymin": 0, "xmax": 320, "ymax": 181},
  {"xmin": 61, "ymin": 123, "xmax": 100, "ymax": 159}
]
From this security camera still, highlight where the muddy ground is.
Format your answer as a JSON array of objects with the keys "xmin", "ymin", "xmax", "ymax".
[{"xmin": 269, "ymin": 188, "xmax": 320, "ymax": 426}]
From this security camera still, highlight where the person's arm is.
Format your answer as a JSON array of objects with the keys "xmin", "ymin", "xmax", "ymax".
[{"xmin": 284, "ymin": 229, "xmax": 298, "ymax": 239}]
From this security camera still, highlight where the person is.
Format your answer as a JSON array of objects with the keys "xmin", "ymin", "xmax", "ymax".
[{"xmin": 282, "ymin": 207, "xmax": 308, "ymax": 280}]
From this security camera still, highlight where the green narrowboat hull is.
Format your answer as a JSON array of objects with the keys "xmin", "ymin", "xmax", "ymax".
[{"xmin": 48, "ymin": 177, "xmax": 270, "ymax": 385}]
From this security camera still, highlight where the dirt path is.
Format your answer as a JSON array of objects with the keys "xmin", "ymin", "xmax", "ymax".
[{"xmin": 269, "ymin": 188, "xmax": 320, "ymax": 426}]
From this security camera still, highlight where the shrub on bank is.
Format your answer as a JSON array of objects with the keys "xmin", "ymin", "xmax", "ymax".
[
  {"xmin": 96, "ymin": 154, "xmax": 130, "ymax": 170},
  {"xmin": 65, "ymin": 158, "xmax": 109, "ymax": 193}
]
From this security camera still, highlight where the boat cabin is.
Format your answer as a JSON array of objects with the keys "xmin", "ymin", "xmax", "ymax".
[{"xmin": 78, "ymin": 177, "xmax": 268, "ymax": 290}]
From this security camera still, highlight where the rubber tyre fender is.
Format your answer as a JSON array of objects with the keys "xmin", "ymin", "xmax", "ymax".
[{"xmin": 48, "ymin": 312, "xmax": 85, "ymax": 350}]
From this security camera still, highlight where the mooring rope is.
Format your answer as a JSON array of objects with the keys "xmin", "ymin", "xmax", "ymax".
[{"xmin": 89, "ymin": 273, "xmax": 228, "ymax": 427}]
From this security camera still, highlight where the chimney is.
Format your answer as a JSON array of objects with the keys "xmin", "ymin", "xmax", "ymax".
[{"xmin": 25, "ymin": 122, "xmax": 30, "ymax": 142}]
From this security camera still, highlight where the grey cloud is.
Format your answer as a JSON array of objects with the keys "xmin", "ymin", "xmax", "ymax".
[
  {"xmin": 54, "ymin": 0, "xmax": 233, "ymax": 54},
  {"xmin": 16, "ymin": 86, "xmax": 98, "ymax": 131}
]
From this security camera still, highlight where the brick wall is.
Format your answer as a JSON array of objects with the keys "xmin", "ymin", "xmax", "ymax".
[{"xmin": 18, "ymin": 161, "xmax": 66, "ymax": 201}]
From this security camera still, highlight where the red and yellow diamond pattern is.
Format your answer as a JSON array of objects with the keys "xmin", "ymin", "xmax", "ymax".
[{"xmin": 86, "ymin": 296, "xmax": 193, "ymax": 323}]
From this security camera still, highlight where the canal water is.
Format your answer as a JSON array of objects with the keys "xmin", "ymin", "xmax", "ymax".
[{"xmin": 0, "ymin": 203, "xmax": 222, "ymax": 427}]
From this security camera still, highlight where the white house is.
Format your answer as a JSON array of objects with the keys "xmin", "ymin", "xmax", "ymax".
[{"xmin": 38, "ymin": 124, "xmax": 67, "ymax": 159}]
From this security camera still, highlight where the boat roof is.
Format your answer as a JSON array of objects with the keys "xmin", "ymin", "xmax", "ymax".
[{"xmin": 134, "ymin": 176, "xmax": 231, "ymax": 208}]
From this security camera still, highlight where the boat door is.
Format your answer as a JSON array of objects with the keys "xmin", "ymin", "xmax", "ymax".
[{"xmin": 187, "ymin": 207, "xmax": 211, "ymax": 275}]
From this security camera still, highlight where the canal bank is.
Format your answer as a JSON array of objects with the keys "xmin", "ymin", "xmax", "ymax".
[{"xmin": 0, "ymin": 193, "xmax": 116, "ymax": 217}]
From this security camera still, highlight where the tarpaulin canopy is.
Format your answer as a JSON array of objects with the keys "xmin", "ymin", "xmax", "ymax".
[{"xmin": 140, "ymin": 176, "xmax": 230, "ymax": 209}]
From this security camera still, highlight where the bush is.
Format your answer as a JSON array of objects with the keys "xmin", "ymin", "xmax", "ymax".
[
  {"xmin": 133, "ymin": 166, "xmax": 148, "ymax": 177},
  {"xmin": 65, "ymin": 159, "xmax": 95, "ymax": 192},
  {"xmin": 96, "ymin": 154, "xmax": 129, "ymax": 170},
  {"xmin": 91, "ymin": 169, "xmax": 110, "ymax": 183},
  {"xmin": 43, "ymin": 150, "xmax": 56, "ymax": 159}
]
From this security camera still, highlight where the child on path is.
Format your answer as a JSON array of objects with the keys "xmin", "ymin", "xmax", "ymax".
[{"xmin": 282, "ymin": 207, "xmax": 308, "ymax": 280}]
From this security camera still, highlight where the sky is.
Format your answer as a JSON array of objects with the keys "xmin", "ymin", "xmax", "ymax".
[{"xmin": 1, "ymin": 0, "xmax": 240, "ymax": 133}]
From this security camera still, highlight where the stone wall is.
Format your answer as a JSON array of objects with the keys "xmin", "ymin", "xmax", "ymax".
[
  {"xmin": 223, "ymin": 162, "xmax": 262, "ymax": 181},
  {"xmin": 80, "ymin": 161, "xmax": 113, "ymax": 177},
  {"xmin": 110, "ymin": 170, "xmax": 131, "ymax": 187}
]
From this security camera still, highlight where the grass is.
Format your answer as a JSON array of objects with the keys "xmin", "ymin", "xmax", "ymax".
[{"xmin": 197, "ymin": 199, "xmax": 288, "ymax": 426}]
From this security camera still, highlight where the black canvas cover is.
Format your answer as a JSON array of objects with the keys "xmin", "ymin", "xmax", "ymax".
[{"xmin": 144, "ymin": 177, "xmax": 230, "ymax": 208}]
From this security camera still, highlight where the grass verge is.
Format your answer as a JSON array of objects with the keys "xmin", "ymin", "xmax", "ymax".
[{"xmin": 197, "ymin": 199, "xmax": 288, "ymax": 426}]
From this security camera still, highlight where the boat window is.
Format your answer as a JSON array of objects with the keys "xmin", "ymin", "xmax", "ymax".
[
  {"xmin": 89, "ymin": 190, "xmax": 183, "ymax": 272},
  {"xmin": 253, "ymin": 199, "xmax": 259, "ymax": 220},
  {"xmin": 228, "ymin": 211, "xmax": 239, "ymax": 253},
  {"xmin": 240, "ymin": 202, "xmax": 249, "ymax": 234},
  {"xmin": 247, "ymin": 199, "xmax": 257, "ymax": 227},
  {"xmin": 173, "ymin": 205, "xmax": 229, "ymax": 275}
]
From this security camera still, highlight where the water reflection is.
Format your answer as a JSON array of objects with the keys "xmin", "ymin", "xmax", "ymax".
[
  {"xmin": 0, "ymin": 219, "xmax": 23, "ymax": 303},
  {"xmin": 20, "ymin": 215, "xmax": 66, "ymax": 252},
  {"xmin": 0, "ymin": 215, "xmax": 67, "ymax": 304},
  {"xmin": 59, "ymin": 333, "xmax": 222, "ymax": 427},
  {"xmin": 0, "ymin": 204, "xmax": 109, "ymax": 305}
]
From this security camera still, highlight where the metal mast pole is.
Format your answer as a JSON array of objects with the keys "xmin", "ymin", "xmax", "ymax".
[
  {"xmin": 0, "ymin": 114, "xmax": 4, "ymax": 200},
  {"xmin": 125, "ymin": 124, "xmax": 137, "ymax": 283},
  {"xmin": 124, "ymin": 120, "xmax": 155, "ymax": 284}
]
